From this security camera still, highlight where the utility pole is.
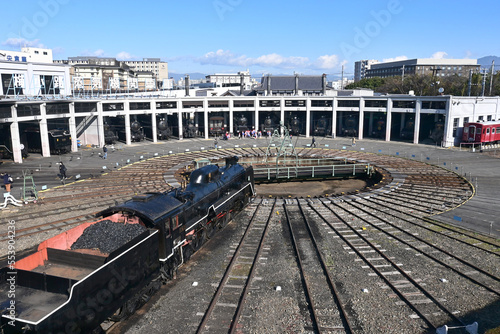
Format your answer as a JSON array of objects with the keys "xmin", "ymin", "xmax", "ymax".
[
  {"xmin": 341, "ymin": 65, "xmax": 344, "ymax": 90},
  {"xmin": 481, "ymin": 69, "xmax": 487, "ymax": 97},
  {"xmin": 402, "ymin": 65, "xmax": 405, "ymax": 82},
  {"xmin": 489, "ymin": 60, "xmax": 495, "ymax": 96},
  {"xmin": 467, "ymin": 69, "xmax": 472, "ymax": 96}
]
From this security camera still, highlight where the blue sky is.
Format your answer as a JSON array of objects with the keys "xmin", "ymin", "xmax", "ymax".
[{"xmin": 1, "ymin": 0, "xmax": 499, "ymax": 77}]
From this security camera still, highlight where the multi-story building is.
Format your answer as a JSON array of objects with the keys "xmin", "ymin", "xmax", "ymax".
[
  {"xmin": 354, "ymin": 59, "xmax": 378, "ymax": 82},
  {"xmin": 1, "ymin": 47, "xmax": 70, "ymax": 97},
  {"xmin": 123, "ymin": 58, "xmax": 168, "ymax": 83},
  {"xmin": 364, "ymin": 58, "xmax": 480, "ymax": 79},
  {"xmin": 54, "ymin": 56, "xmax": 157, "ymax": 91}
]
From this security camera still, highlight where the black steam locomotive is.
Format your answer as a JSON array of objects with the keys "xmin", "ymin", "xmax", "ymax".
[
  {"xmin": 235, "ymin": 115, "xmax": 249, "ymax": 132},
  {"xmin": 183, "ymin": 118, "xmax": 197, "ymax": 138},
  {"xmin": 104, "ymin": 123, "xmax": 118, "ymax": 145},
  {"xmin": 157, "ymin": 118, "xmax": 172, "ymax": 140},
  {"xmin": 0, "ymin": 157, "xmax": 255, "ymax": 333},
  {"xmin": 313, "ymin": 115, "xmax": 331, "ymax": 137},
  {"xmin": 118, "ymin": 120, "xmax": 145, "ymax": 142},
  {"xmin": 289, "ymin": 116, "xmax": 301, "ymax": 136},
  {"xmin": 23, "ymin": 128, "xmax": 71, "ymax": 155},
  {"xmin": 130, "ymin": 121, "xmax": 145, "ymax": 142}
]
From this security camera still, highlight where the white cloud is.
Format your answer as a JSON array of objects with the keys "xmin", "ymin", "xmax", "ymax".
[
  {"xmin": 197, "ymin": 49, "xmax": 345, "ymax": 71},
  {"xmin": 2, "ymin": 38, "xmax": 45, "ymax": 48},
  {"xmin": 383, "ymin": 55, "xmax": 408, "ymax": 62},
  {"xmin": 314, "ymin": 55, "xmax": 342, "ymax": 69},
  {"xmin": 116, "ymin": 51, "xmax": 135, "ymax": 60},
  {"xmin": 431, "ymin": 51, "xmax": 448, "ymax": 59}
]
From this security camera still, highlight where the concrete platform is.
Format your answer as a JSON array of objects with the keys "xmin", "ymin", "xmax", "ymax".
[{"xmin": 1, "ymin": 137, "xmax": 498, "ymax": 238}]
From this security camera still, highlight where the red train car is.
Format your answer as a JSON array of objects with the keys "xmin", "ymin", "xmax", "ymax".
[{"xmin": 462, "ymin": 121, "xmax": 500, "ymax": 143}]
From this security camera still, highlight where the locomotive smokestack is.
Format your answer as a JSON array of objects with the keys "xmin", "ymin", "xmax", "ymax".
[
  {"xmin": 240, "ymin": 73, "xmax": 244, "ymax": 95},
  {"xmin": 322, "ymin": 73, "xmax": 326, "ymax": 95},
  {"xmin": 295, "ymin": 73, "xmax": 299, "ymax": 95},
  {"xmin": 185, "ymin": 74, "xmax": 190, "ymax": 97}
]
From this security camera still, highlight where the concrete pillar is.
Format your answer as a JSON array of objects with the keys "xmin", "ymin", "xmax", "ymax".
[
  {"xmin": 385, "ymin": 98, "xmax": 392, "ymax": 141},
  {"xmin": 96, "ymin": 102, "xmax": 105, "ymax": 148},
  {"xmin": 332, "ymin": 98, "xmax": 337, "ymax": 138},
  {"xmin": 414, "ymin": 99, "xmax": 421, "ymax": 144},
  {"xmin": 280, "ymin": 97, "xmax": 285, "ymax": 135},
  {"xmin": 68, "ymin": 102, "xmax": 78, "ymax": 152},
  {"xmin": 358, "ymin": 98, "xmax": 364, "ymax": 140},
  {"xmin": 306, "ymin": 98, "xmax": 311, "ymax": 137},
  {"xmin": 151, "ymin": 101, "xmax": 157, "ymax": 143},
  {"xmin": 10, "ymin": 120, "xmax": 23, "ymax": 164},
  {"xmin": 39, "ymin": 103, "xmax": 50, "ymax": 157},
  {"xmin": 124, "ymin": 101, "xmax": 131, "ymax": 145},
  {"xmin": 204, "ymin": 109, "xmax": 209, "ymax": 140},
  {"xmin": 254, "ymin": 107, "xmax": 259, "ymax": 134},
  {"xmin": 229, "ymin": 100, "xmax": 234, "ymax": 135},
  {"xmin": 254, "ymin": 97, "xmax": 259, "ymax": 133}
]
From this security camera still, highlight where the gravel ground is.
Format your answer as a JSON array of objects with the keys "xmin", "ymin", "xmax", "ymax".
[{"xmin": 117, "ymin": 196, "xmax": 499, "ymax": 334}]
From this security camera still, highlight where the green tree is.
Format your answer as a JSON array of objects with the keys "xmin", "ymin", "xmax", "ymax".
[{"xmin": 345, "ymin": 77, "xmax": 385, "ymax": 90}]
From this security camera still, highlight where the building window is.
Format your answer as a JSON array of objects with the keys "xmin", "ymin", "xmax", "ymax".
[
  {"xmin": 487, "ymin": 115, "xmax": 492, "ymax": 121},
  {"xmin": 453, "ymin": 117, "xmax": 459, "ymax": 137},
  {"xmin": 464, "ymin": 117, "xmax": 469, "ymax": 125},
  {"xmin": 338, "ymin": 100, "xmax": 360, "ymax": 108},
  {"xmin": 478, "ymin": 116, "xmax": 484, "ymax": 121},
  {"xmin": 43, "ymin": 51, "xmax": 48, "ymax": 55},
  {"xmin": 34, "ymin": 50, "xmax": 39, "ymax": 54}
]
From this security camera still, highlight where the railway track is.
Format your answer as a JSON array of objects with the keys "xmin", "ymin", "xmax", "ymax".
[
  {"xmin": 284, "ymin": 198, "xmax": 356, "ymax": 333},
  {"xmin": 304, "ymin": 199, "xmax": 464, "ymax": 331},
  {"xmin": 196, "ymin": 199, "xmax": 275, "ymax": 333}
]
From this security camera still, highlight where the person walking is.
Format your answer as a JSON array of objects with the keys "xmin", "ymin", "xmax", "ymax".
[
  {"xmin": 2, "ymin": 173, "xmax": 12, "ymax": 193},
  {"xmin": 59, "ymin": 163, "xmax": 67, "ymax": 180},
  {"xmin": 352, "ymin": 137, "xmax": 356, "ymax": 147},
  {"xmin": 311, "ymin": 136, "xmax": 316, "ymax": 147},
  {"xmin": 103, "ymin": 145, "xmax": 108, "ymax": 159}
]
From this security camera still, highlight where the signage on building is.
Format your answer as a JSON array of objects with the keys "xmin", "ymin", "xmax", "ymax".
[
  {"xmin": 0, "ymin": 53, "xmax": 27, "ymax": 62},
  {"xmin": 128, "ymin": 78, "xmax": 138, "ymax": 90}
]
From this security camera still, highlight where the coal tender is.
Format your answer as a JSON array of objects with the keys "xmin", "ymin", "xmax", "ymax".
[{"xmin": 0, "ymin": 157, "xmax": 254, "ymax": 333}]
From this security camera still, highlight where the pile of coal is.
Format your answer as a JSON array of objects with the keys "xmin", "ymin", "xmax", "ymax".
[{"xmin": 71, "ymin": 220, "xmax": 147, "ymax": 253}]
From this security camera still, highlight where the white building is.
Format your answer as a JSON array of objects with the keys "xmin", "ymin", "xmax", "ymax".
[
  {"xmin": 0, "ymin": 47, "xmax": 53, "ymax": 64},
  {"xmin": 330, "ymin": 78, "xmax": 354, "ymax": 90},
  {"xmin": 0, "ymin": 47, "xmax": 70, "ymax": 97}
]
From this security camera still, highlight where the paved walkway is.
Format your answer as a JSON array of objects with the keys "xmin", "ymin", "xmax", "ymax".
[{"xmin": 1, "ymin": 137, "xmax": 498, "ymax": 238}]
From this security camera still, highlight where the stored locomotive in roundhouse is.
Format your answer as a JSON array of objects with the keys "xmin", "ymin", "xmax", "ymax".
[{"xmin": 0, "ymin": 157, "xmax": 254, "ymax": 333}]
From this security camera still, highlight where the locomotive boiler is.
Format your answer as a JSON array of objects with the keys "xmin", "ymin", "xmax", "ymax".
[
  {"xmin": 157, "ymin": 118, "xmax": 172, "ymax": 140},
  {"xmin": 0, "ymin": 157, "xmax": 254, "ymax": 333},
  {"xmin": 289, "ymin": 116, "xmax": 301, "ymax": 136}
]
